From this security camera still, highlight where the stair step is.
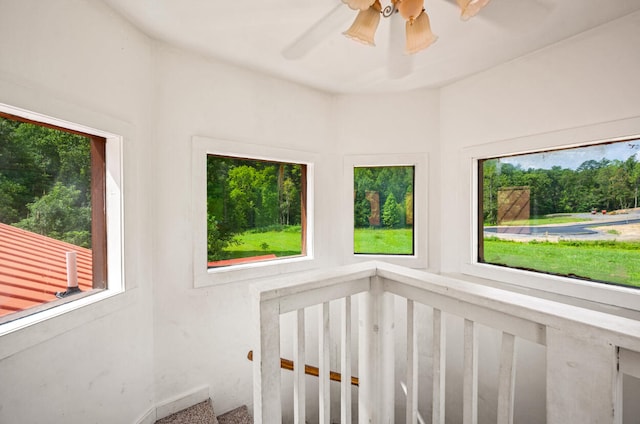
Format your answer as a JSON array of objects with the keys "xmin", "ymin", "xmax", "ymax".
[
  {"xmin": 217, "ymin": 405, "xmax": 252, "ymax": 424},
  {"xmin": 155, "ymin": 399, "xmax": 219, "ymax": 424}
]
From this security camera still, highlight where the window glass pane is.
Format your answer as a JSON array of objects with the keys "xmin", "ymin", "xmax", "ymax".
[
  {"xmin": 0, "ymin": 115, "xmax": 100, "ymax": 319},
  {"xmin": 207, "ymin": 155, "xmax": 306, "ymax": 268},
  {"xmin": 479, "ymin": 139, "xmax": 640, "ymax": 288},
  {"xmin": 353, "ymin": 166, "xmax": 414, "ymax": 255}
]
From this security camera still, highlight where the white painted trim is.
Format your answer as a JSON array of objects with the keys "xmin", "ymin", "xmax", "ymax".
[
  {"xmin": 155, "ymin": 385, "xmax": 210, "ymax": 420},
  {"xmin": 191, "ymin": 136, "xmax": 319, "ymax": 288},
  {"xmin": 461, "ymin": 115, "xmax": 640, "ymax": 311},
  {"xmin": 135, "ymin": 408, "xmax": 156, "ymax": 424},
  {"xmin": 134, "ymin": 385, "xmax": 211, "ymax": 424},
  {"xmin": 0, "ymin": 102, "xmax": 126, "ymax": 339},
  {"xmin": 342, "ymin": 153, "xmax": 428, "ymax": 268}
]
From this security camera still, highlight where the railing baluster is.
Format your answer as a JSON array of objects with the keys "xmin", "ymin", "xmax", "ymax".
[
  {"xmin": 319, "ymin": 302, "xmax": 331, "ymax": 424},
  {"xmin": 546, "ymin": 327, "xmax": 617, "ymax": 423},
  {"xmin": 497, "ymin": 332, "xmax": 516, "ymax": 424},
  {"xmin": 463, "ymin": 319, "xmax": 478, "ymax": 424},
  {"xmin": 254, "ymin": 263, "xmax": 640, "ymax": 424},
  {"xmin": 432, "ymin": 308, "xmax": 446, "ymax": 424},
  {"xmin": 617, "ymin": 348, "xmax": 640, "ymax": 423},
  {"xmin": 341, "ymin": 296, "xmax": 352, "ymax": 424},
  {"xmin": 406, "ymin": 300, "xmax": 419, "ymax": 423},
  {"xmin": 253, "ymin": 299, "xmax": 282, "ymax": 424},
  {"xmin": 294, "ymin": 308, "xmax": 306, "ymax": 424}
]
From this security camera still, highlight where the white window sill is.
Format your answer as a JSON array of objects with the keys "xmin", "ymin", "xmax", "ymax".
[
  {"xmin": 196, "ymin": 255, "xmax": 319, "ymax": 288},
  {"xmin": 455, "ymin": 262, "xmax": 640, "ymax": 317}
]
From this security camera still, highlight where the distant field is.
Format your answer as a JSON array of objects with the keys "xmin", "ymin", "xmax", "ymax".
[
  {"xmin": 354, "ymin": 228, "xmax": 413, "ymax": 255},
  {"xmin": 483, "ymin": 238, "xmax": 640, "ymax": 287}
]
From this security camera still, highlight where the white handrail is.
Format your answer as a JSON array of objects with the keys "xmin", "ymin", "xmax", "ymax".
[{"xmin": 252, "ymin": 261, "xmax": 640, "ymax": 424}]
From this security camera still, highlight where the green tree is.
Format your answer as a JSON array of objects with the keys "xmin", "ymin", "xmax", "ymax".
[
  {"xmin": 227, "ymin": 165, "xmax": 259, "ymax": 230},
  {"xmin": 482, "ymin": 159, "xmax": 499, "ymax": 224},
  {"xmin": 207, "ymin": 215, "xmax": 237, "ymax": 261},
  {"xmin": 15, "ymin": 182, "xmax": 91, "ymax": 247},
  {"xmin": 280, "ymin": 177, "xmax": 297, "ymax": 225},
  {"xmin": 382, "ymin": 192, "xmax": 401, "ymax": 228},
  {"xmin": 354, "ymin": 166, "xmax": 413, "ymax": 228}
]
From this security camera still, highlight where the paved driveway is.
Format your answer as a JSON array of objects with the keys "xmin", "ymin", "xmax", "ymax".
[{"xmin": 484, "ymin": 211, "xmax": 640, "ymax": 240}]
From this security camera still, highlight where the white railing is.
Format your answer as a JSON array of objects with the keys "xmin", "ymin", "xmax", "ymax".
[{"xmin": 252, "ymin": 261, "xmax": 640, "ymax": 424}]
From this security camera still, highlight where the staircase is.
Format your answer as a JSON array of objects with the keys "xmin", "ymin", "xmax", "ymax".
[{"xmin": 155, "ymin": 399, "xmax": 252, "ymax": 424}]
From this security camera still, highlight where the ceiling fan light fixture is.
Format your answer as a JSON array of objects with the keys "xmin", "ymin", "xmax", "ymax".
[
  {"xmin": 397, "ymin": 0, "xmax": 425, "ymax": 21},
  {"xmin": 457, "ymin": 0, "xmax": 491, "ymax": 21},
  {"xmin": 342, "ymin": 0, "xmax": 377, "ymax": 11},
  {"xmin": 405, "ymin": 10, "xmax": 437, "ymax": 55},
  {"xmin": 343, "ymin": 1, "xmax": 382, "ymax": 46}
]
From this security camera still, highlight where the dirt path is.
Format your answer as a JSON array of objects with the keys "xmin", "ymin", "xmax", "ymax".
[{"xmin": 593, "ymin": 223, "xmax": 640, "ymax": 241}]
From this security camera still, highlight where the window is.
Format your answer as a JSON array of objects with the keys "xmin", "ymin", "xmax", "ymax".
[
  {"xmin": 479, "ymin": 139, "xmax": 640, "ymax": 288},
  {"xmin": 192, "ymin": 136, "xmax": 315, "ymax": 287},
  {"xmin": 0, "ymin": 104, "xmax": 123, "ymax": 330},
  {"xmin": 353, "ymin": 166, "xmax": 414, "ymax": 255},
  {"xmin": 206, "ymin": 155, "xmax": 307, "ymax": 268},
  {"xmin": 343, "ymin": 154, "xmax": 427, "ymax": 268}
]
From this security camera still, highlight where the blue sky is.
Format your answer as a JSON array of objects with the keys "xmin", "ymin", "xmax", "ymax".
[{"xmin": 500, "ymin": 140, "xmax": 640, "ymax": 170}]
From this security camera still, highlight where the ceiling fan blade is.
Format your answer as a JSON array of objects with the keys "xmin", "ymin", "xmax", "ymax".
[
  {"xmin": 283, "ymin": 4, "xmax": 351, "ymax": 60},
  {"xmin": 387, "ymin": 12, "xmax": 413, "ymax": 79}
]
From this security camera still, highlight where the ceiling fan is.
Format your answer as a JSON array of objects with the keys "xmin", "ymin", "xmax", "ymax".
[{"xmin": 282, "ymin": 0, "xmax": 491, "ymax": 78}]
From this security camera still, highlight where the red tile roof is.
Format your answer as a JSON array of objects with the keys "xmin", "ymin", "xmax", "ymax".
[{"xmin": 0, "ymin": 223, "xmax": 93, "ymax": 317}]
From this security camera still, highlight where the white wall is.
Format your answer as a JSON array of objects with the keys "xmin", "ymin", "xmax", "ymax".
[
  {"xmin": 439, "ymin": 10, "xmax": 640, "ymax": 424},
  {"xmin": 333, "ymin": 90, "xmax": 441, "ymax": 272},
  {"xmin": 150, "ymin": 44, "xmax": 336, "ymax": 415},
  {"xmin": 0, "ymin": 1, "xmax": 155, "ymax": 423},
  {"xmin": 150, "ymin": 44, "xmax": 442, "ymax": 418}
]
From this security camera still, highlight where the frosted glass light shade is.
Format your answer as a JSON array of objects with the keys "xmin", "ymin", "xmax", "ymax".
[
  {"xmin": 343, "ymin": 2, "xmax": 381, "ymax": 46},
  {"xmin": 405, "ymin": 11, "xmax": 437, "ymax": 54},
  {"xmin": 342, "ymin": 0, "xmax": 376, "ymax": 11},
  {"xmin": 456, "ymin": 0, "xmax": 491, "ymax": 21},
  {"xmin": 397, "ymin": 0, "xmax": 424, "ymax": 21}
]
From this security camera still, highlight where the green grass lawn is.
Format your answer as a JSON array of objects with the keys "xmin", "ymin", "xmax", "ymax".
[
  {"xmin": 224, "ymin": 227, "xmax": 302, "ymax": 259},
  {"xmin": 354, "ymin": 228, "xmax": 413, "ymax": 255},
  {"xmin": 221, "ymin": 226, "xmax": 414, "ymax": 259},
  {"xmin": 483, "ymin": 238, "xmax": 640, "ymax": 287}
]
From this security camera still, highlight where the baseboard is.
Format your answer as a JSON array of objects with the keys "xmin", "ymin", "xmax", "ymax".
[
  {"xmin": 135, "ymin": 385, "xmax": 210, "ymax": 423},
  {"xmin": 135, "ymin": 408, "xmax": 157, "ymax": 424}
]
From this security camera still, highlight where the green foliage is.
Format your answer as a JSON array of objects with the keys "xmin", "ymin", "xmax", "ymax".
[
  {"xmin": 206, "ymin": 156, "xmax": 303, "ymax": 260},
  {"xmin": 382, "ymin": 192, "xmax": 403, "ymax": 228},
  {"xmin": 482, "ymin": 149, "xmax": 640, "ymax": 225},
  {"xmin": 0, "ymin": 178, "xmax": 24, "ymax": 223},
  {"xmin": 15, "ymin": 183, "xmax": 91, "ymax": 247},
  {"xmin": 354, "ymin": 197, "xmax": 371, "ymax": 227},
  {"xmin": 353, "ymin": 166, "xmax": 413, "ymax": 229},
  {"xmin": 0, "ymin": 116, "xmax": 92, "ymax": 246},
  {"xmin": 207, "ymin": 215, "xmax": 237, "ymax": 261}
]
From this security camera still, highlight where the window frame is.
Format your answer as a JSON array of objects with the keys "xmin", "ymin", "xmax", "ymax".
[
  {"xmin": 192, "ymin": 136, "xmax": 316, "ymax": 288},
  {"xmin": 343, "ymin": 154, "xmax": 428, "ymax": 269},
  {"xmin": 0, "ymin": 103, "xmax": 124, "ymax": 336},
  {"xmin": 461, "ymin": 116, "xmax": 640, "ymax": 311}
]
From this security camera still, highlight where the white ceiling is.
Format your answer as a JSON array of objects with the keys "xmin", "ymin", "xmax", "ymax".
[{"xmin": 101, "ymin": 0, "xmax": 640, "ymax": 94}]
